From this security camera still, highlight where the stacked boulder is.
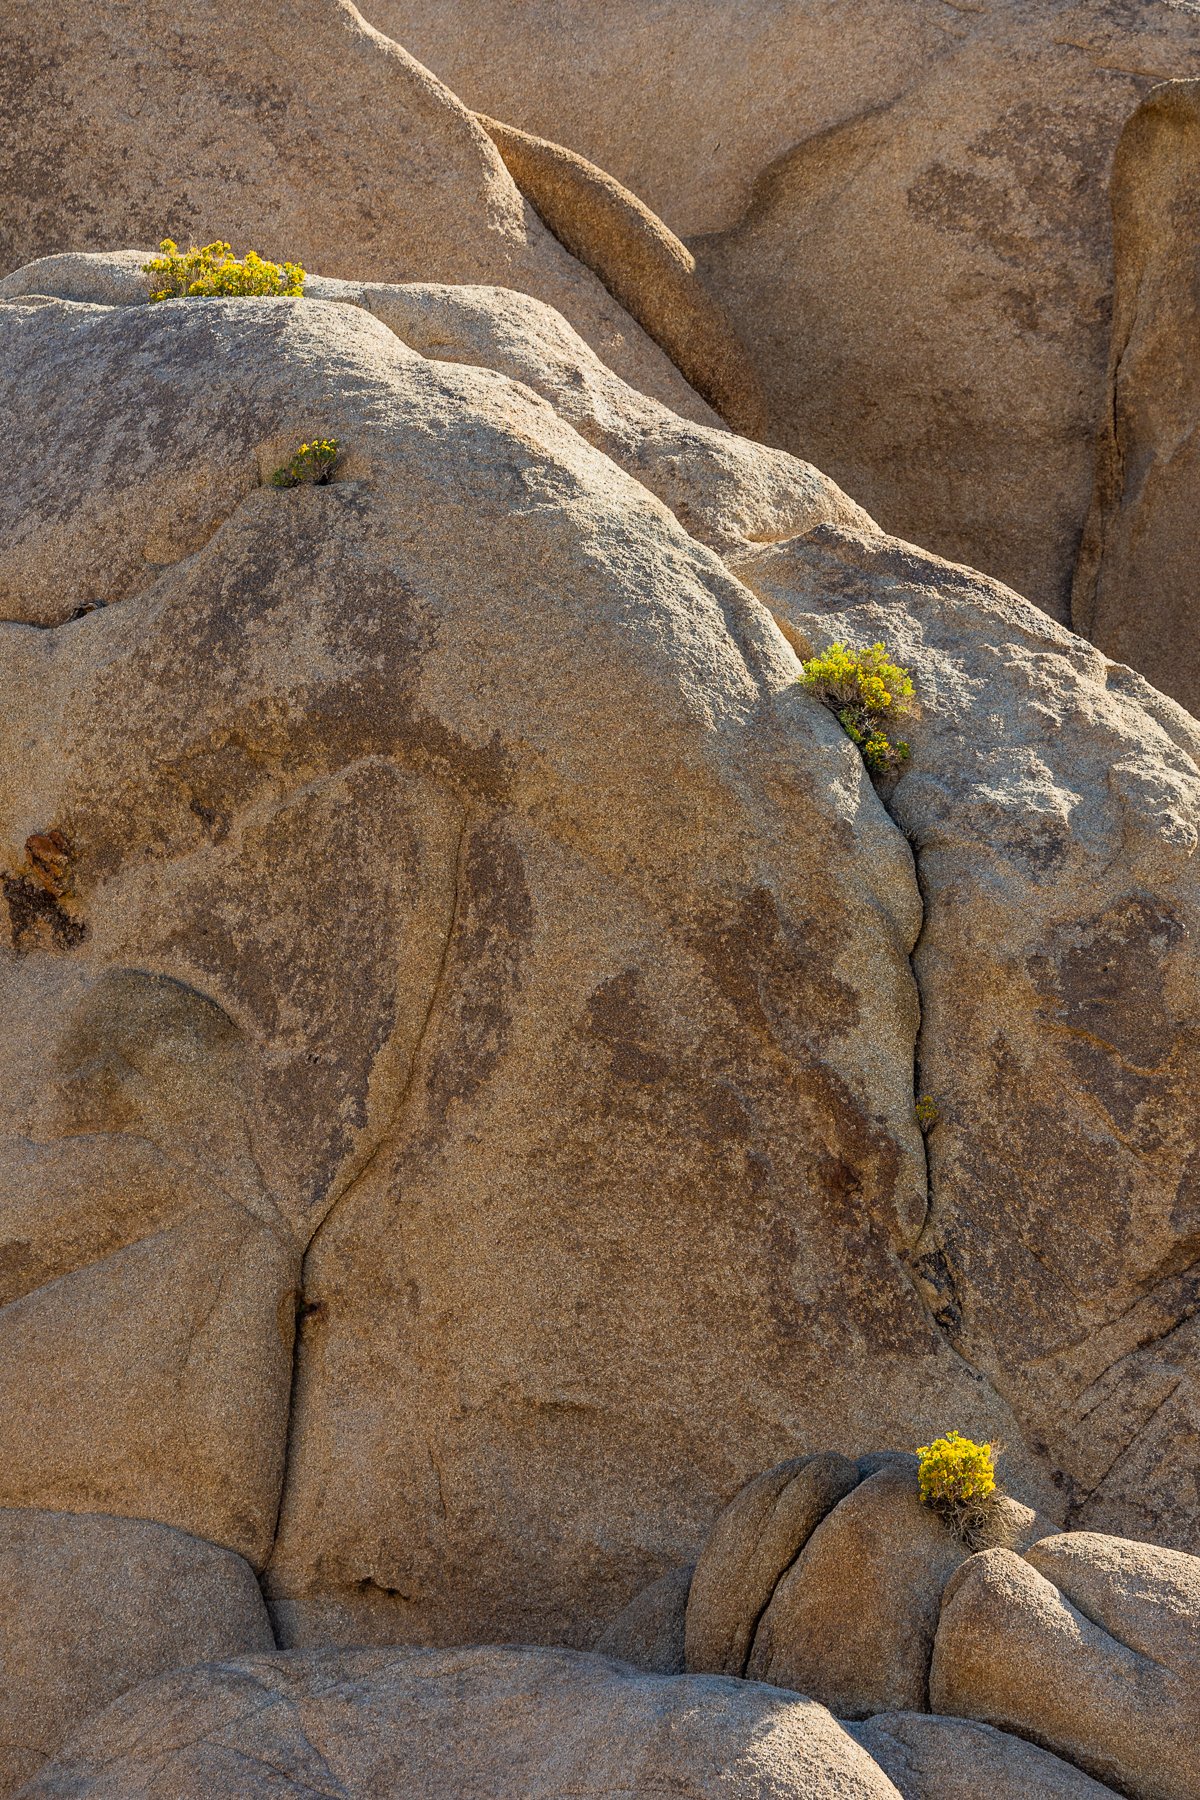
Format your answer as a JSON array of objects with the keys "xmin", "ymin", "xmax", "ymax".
[{"xmin": 602, "ymin": 1453, "xmax": 1200, "ymax": 1800}]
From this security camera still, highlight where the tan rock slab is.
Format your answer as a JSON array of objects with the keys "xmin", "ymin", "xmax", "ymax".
[
  {"xmin": 746, "ymin": 523, "xmax": 1200, "ymax": 1552},
  {"xmin": 0, "ymin": 1508, "xmax": 273, "ymax": 1798},
  {"xmin": 592, "ymin": 1564, "xmax": 692, "ymax": 1675},
  {"xmin": 0, "ymin": 1206, "xmax": 296, "ymax": 1567},
  {"xmin": 1026, "ymin": 1529, "xmax": 1200, "ymax": 1674},
  {"xmin": 6, "ymin": 283, "xmax": 1042, "ymax": 1645},
  {"xmin": 477, "ymin": 112, "xmax": 764, "ymax": 433},
  {"xmin": 0, "ymin": 0, "xmax": 710, "ymax": 421},
  {"xmin": 15, "ymin": 1645, "xmax": 904, "ymax": 1799},
  {"xmin": 849, "ymin": 1711, "xmax": 1121, "ymax": 1799},
  {"xmin": 0, "ymin": 251, "xmax": 872, "ymax": 568},
  {"xmin": 1073, "ymin": 80, "xmax": 1200, "ymax": 717},
  {"xmin": 745, "ymin": 1459, "xmax": 967, "ymax": 1715},
  {"xmin": 374, "ymin": 0, "xmax": 1200, "ymax": 622}
]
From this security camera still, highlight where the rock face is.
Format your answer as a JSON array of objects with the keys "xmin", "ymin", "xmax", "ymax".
[
  {"xmin": 592, "ymin": 1564, "xmax": 692, "ymax": 1675},
  {"xmin": 932, "ymin": 1534, "xmax": 1200, "ymax": 1800},
  {"xmin": 2, "ymin": 279, "xmax": 1040, "ymax": 1666},
  {"xmin": 1073, "ymin": 79, "xmax": 1200, "ymax": 718},
  {"xmin": 6, "ymin": 238, "xmax": 1200, "ymax": 1788},
  {"xmin": 0, "ymin": 0, "xmax": 721, "ymax": 424},
  {"xmin": 684, "ymin": 1451, "xmax": 861, "ymax": 1678},
  {"xmin": 0, "ymin": 1510, "xmax": 273, "ymax": 1799},
  {"xmin": 670, "ymin": 1455, "xmax": 1200, "ymax": 1797},
  {"xmin": 745, "ymin": 1461, "xmax": 973, "ymax": 1715},
  {"xmin": 0, "ymin": 252, "xmax": 863, "ymax": 571},
  {"xmin": 372, "ymin": 0, "xmax": 1200, "ymax": 619},
  {"xmin": 742, "ymin": 530, "xmax": 1200, "ymax": 1553},
  {"xmin": 476, "ymin": 114, "xmax": 765, "ymax": 435},
  {"xmin": 16, "ymin": 1646, "xmax": 905, "ymax": 1799},
  {"xmin": 6, "ymin": 7, "xmax": 1200, "ymax": 1798},
  {"xmin": 678, "ymin": 1454, "xmax": 1054, "ymax": 1718}
]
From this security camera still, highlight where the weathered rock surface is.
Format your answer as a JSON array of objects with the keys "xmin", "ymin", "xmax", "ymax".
[
  {"xmin": 931, "ymin": 1535, "xmax": 1200, "ymax": 1800},
  {"xmin": 6, "ymin": 240, "xmax": 1200, "ymax": 1790},
  {"xmin": 849, "ymin": 1712, "xmax": 1122, "ymax": 1800},
  {"xmin": 742, "ymin": 529, "xmax": 1200, "ymax": 1552},
  {"xmin": 15, "ymin": 1645, "xmax": 904, "ymax": 1799},
  {"xmin": 0, "ymin": 252, "xmax": 869, "ymax": 570},
  {"xmin": 684, "ymin": 1452, "xmax": 862, "ymax": 1677},
  {"xmin": 0, "ymin": 954, "xmax": 297, "ymax": 1569},
  {"xmin": 0, "ymin": 0, "xmax": 716, "ymax": 423},
  {"xmin": 0, "ymin": 1202, "xmax": 296, "ymax": 1565},
  {"xmin": 1073, "ymin": 79, "xmax": 1200, "ymax": 718},
  {"xmin": 743, "ymin": 1459, "xmax": 953, "ymax": 1714},
  {"xmin": 2, "ymin": 285, "xmax": 1040, "ymax": 1660},
  {"xmin": 476, "ymin": 113, "xmax": 765, "ymax": 434},
  {"xmin": 741, "ymin": 1458, "xmax": 1051, "ymax": 1717},
  {"xmin": 592, "ymin": 1564, "xmax": 692, "ymax": 1675},
  {"xmin": 679, "ymin": 1454, "xmax": 1198, "ymax": 1793},
  {"xmin": 0, "ymin": 1509, "xmax": 273, "ymax": 1799},
  {"xmin": 374, "ymin": 0, "xmax": 1200, "ymax": 618}
]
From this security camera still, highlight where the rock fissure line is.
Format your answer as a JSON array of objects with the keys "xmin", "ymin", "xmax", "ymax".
[
  {"xmin": 262, "ymin": 801, "xmax": 475, "ymax": 1578},
  {"xmin": 898, "ymin": 813, "xmax": 933, "ymax": 1251},
  {"xmin": 1071, "ymin": 267, "xmax": 1135, "ymax": 642},
  {"xmin": 1067, "ymin": 1375, "xmax": 1186, "ymax": 1521},
  {"xmin": 297, "ymin": 798, "xmax": 474, "ymax": 1260},
  {"xmin": 875, "ymin": 793, "xmax": 1020, "ymax": 1416},
  {"xmin": 894, "ymin": 791, "xmax": 1198, "ymax": 1527}
]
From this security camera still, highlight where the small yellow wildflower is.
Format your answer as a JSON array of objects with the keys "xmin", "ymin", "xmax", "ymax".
[
  {"xmin": 272, "ymin": 438, "xmax": 340, "ymax": 489},
  {"xmin": 914, "ymin": 1094, "xmax": 939, "ymax": 1133}
]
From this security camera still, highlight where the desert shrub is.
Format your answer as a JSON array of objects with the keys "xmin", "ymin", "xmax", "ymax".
[
  {"xmin": 799, "ymin": 640, "xmax": 914, "ymax": 775},
  {"xmin": 917, "ymin": 1429, "xmax": 1007, "ymax": 1547},
  {"xmin": 271, "ymin": 439, "xmax": 340, "ymax": 488},
  {"xmin": 142, "ymin": 239, "xmax": 304, "ymax": 302},
  {"xmin": 914, "ymin": 1094, "xmax": 939, "ymax": 1133}
]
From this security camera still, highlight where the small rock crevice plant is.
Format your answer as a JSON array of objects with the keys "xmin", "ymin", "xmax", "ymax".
[
  {"xmin": 272, "ymin": 439, "xmax": 340, "ymax": 488},
  {"xmin": 799, "ymin": 640, "xmax": 914, "ymax": 775},
  {"xmin": 142, "ymin": 239, "xmax": 305, "ymax": 301},
  {"xmin": 3, "ymin": 829, "xmax": 86, "ymax": 953},
  {"xmin": 917, "ymin": 1429, "xmax": 1007, "ymax": 1549}
]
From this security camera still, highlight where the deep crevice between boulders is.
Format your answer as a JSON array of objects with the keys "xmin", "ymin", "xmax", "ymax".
[{"xmin": 869, "ymin": 777, "xmax": 991, "ymax": 1388}]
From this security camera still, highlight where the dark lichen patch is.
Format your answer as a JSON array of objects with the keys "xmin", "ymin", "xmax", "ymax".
[
  {"xmin": 2, "ymin": 870, "xmax": 87, "ymax": 952},
  {"xmin": 584, "ymin": 969, "xmax": 672, "ymax": 1089}
]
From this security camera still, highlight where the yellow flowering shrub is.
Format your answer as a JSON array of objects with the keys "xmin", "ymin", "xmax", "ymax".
[
  {"xmin": 142, "ymin": 240, "xmax": 304, "ymax": 302},
  {"xmin": 272, "ymin": 439, "xmax": 340, "ymax": 489},
  {"xmin": 914, "ymin": 1094, "xmax": 940, "ymax": 1133},
  {"xmin": 799, "ymin": 641, "xmax": 914, "ymax": 776},
  {"xmin": 917, "ymin": 1430, "xmax": 996, "ymax": 1506}
]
